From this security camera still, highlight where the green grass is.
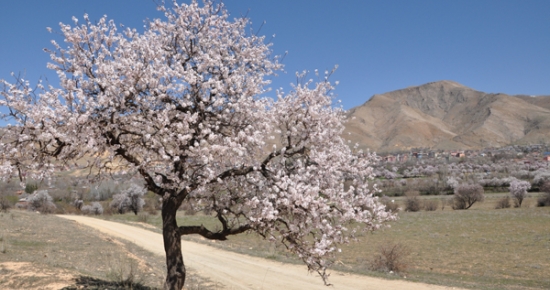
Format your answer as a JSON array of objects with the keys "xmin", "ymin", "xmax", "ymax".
[{"xmin": 102, "ymin": 196, "xmax": 550, "ymax": 290}]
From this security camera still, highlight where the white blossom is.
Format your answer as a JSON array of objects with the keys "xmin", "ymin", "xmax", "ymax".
[{"xmin": 0, "ymin": 1, "xmax": 395, "ymax": 285}]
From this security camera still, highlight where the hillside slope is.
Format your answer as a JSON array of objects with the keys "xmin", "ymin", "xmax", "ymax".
[{"xmin": 345, "ymin": 81, "xmax": 550, "ymax": 151}]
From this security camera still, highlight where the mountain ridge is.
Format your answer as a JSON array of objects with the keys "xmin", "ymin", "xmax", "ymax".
[{"xmin": 344, "ymin": 81, "xmax": 550, "ymax": 152}]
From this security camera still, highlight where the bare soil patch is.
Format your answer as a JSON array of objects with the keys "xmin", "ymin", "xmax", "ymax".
[{"xmin": 0, "ymin": 262, "xmax": 75, "ymax": 290}]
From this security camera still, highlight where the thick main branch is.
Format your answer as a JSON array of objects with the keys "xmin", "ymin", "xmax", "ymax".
[{"xmin": 177, "ymin": 224, "xmax": 251, "ymax": 240}]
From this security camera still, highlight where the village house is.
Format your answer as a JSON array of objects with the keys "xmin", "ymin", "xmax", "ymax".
[
  {"xmin": 412, "ymin": 152, "xmax": 425, "ymax": 159},
  {"xmin": 450, "ymin": 151, "xmax": 465, "ymax": 158},
  {"xmin": 383, "ymin": 155, "xmax": 397, "ymax": 163}
]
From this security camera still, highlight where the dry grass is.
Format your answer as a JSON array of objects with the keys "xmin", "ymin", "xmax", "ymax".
[
  {"xmin": 335, "ymin": 195, "xmax": 550, "ymax": 289},
  {"xmin": 103, "ymin": 194, "xmax": 550, "ymax": 290},
  {"xmin": 0, "ymin": 210, "xmax": 215, "ymax": 289}
]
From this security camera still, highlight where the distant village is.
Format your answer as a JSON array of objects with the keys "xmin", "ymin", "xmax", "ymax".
[{"xmin": 379, "ymin": 144, "xmax": 550, "ymax": 164}]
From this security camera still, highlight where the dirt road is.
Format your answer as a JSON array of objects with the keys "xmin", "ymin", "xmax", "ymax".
[{"xmin": 59, "ymin": 215, "xmax": 459, "ymax": 290}]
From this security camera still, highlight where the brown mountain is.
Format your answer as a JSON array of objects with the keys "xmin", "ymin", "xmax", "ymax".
[{"xmin": 345, "ymin": 80, "xmax": 550, "ymax": 152}]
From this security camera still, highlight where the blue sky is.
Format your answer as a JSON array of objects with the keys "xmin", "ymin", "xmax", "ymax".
[{"xmin": 1, "ymin": 0, "xmax": 549, "ymax": 110}]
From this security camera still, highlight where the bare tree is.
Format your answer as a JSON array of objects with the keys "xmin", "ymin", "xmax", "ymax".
[
  {"xmin": 495, "ymin": 196, "xmax": 511, "ymax": 209},
  {"xmin": 371, "ymin": 241, "xmax": 410, "ymax": 273},
  {"xmin": 404, "ymin": 190, "xmax": 421, "ymax": 212},
  {"xmin": 0, "ymin": 1, "xmax": 395, "ymax": 288},
  {"xmin": 423, "ymin": 199, "xmax": 438, "ymax": 211},
  {"xmin": 452, "ymin": 184, "xmax": 484, "ymax": 210}
]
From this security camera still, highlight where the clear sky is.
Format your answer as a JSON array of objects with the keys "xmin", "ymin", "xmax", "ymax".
[{"xmin": 1, "ymin": 0, "xmax": 549, "ymax": 110}]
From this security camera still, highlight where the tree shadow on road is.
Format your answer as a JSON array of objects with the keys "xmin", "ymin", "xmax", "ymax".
[{"xmin": 60, "ymin": 275, "xmax": 158, "ymax": 290}]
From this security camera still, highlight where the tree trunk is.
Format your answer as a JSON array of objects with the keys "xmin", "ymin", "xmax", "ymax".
[{"xmin": 162, "ymin": 197, "xmax": 186, "ymax": 290}]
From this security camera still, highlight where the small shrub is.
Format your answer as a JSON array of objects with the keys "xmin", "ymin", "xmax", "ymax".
[
  {"xmin": 27, "ymin": 190, "xmax": 57, "ymax": 214},
  {"xmin": 146, "ymin": 206, "xmax": 158, "ymax": 215},
  {"xmin": 423, "ymin": 199, "xmax": 438, "ymax": 211},
  {"xmin": 495, "ymin": 196, "xmax": 511, "ymax": 209},
  {"xmin": 452, "ymin": 184, "xmax": 484, "ymax": 210},
  {"xmin": 106, "ymin": 256, "xmax": 142, "ymax": 288},
  {"xmin": 137, "ymin": 212, "xmax": 149, "ymax": 223},
  {"xmin": 0, "ymin": 196, "xmax": 12, "ymax": 212},
  {"xmin": 537, "ymin": 192, "xmax": 550, "ymax": 207},
  {"xmin": 371, "ymin": 242, "xmax": 410, "ymax": 273},
  {"xmin": 81, "ymin": 202, "xmax": 104, "ymax": 215},
  {"xmin": 110, "ymin": 193, "xmax": 128, "ymax": 214},
  {"xmin": 73, "ymin": 199, "xmax": 84, "ymax": 210},
  {"xmin": 0, "ymin": 234, "xmax": 6, "ymax": 253},
  {"xmin": 25, "ymin": 183, "xmax": 38, "ymax": 194},
  {"xmin": 93, "ymin": 203, "xmax": 104, "ymax": 215},
  {"xmin": 380, "ymin": 196, "xmax": 399, "ymax": 213},
  {"xmin": 102, "ymin": 203, "xmax": 114, "ymax": 215},
  {"xmin": 440, "ymin": 197, "xmax": 450, "ymax": 211},
  {"xmin": 404, "ymin": 191, "xmax": 421, "ymax": 212},
  {"xmin": 540, "ymin": 181, "xmax": 550, "ymax": 194}
]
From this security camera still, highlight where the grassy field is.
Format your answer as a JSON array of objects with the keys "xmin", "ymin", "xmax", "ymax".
[
  {"xmin": 0, "ymin": 210, "xmax": 216, "ymax": 290},
  {"xmin": 104, "ymin": 194, "xmax": 550, "ymax": 290},
  {"xmin": 337, "ymin": 200, "xmax": 550, "ymax": 289},
  {"xmin": 2, "ymin": 193, "xmax": 547, "ymax": 289}
]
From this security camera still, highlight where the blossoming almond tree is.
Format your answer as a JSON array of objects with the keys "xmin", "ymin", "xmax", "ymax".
[
  {"xmin": 509, "ymin": 179, "xmax": 531, "ymax": 207},
  {"xmin": 0, "ymin": 1, "xmax": 395, "ymax": 289}
]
